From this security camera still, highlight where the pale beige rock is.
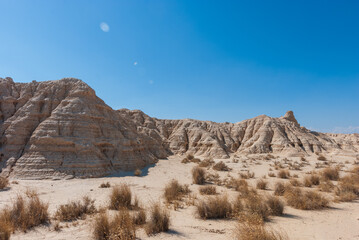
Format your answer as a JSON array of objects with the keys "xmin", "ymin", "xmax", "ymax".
[{"xmin": 1, "ymin": 77, "xmax": 358, "ymax": 179}]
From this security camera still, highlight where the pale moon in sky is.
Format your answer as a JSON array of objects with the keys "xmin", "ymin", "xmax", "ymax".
[{"xmin": 100, "ymin": 22, "xmax": 110, "ymax": 32}]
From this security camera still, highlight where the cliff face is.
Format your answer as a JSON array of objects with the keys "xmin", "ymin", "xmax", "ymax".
[
  {"xmin": 0, "ymin": 77, "xmax": 358, "ymax": 179},
  {"xmin": 0, "ymin": 78, "xmax": 167, "ymax": 179}
]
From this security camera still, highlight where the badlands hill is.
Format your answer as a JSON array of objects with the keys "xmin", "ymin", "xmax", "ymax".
[{"xmin": 0, "ymin": 77, "xmax": 358, "ymax": 179}]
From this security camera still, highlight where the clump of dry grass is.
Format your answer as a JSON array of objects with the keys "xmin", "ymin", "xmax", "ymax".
[
  {"xmin": 133, "ymin": 209, "xmax": 146, "ymax": 225},
  {"xmin": 55, "ymin": 196, "xmax": 96, "ymax": 221},
  {"xmin": 0, "ymin": 177, "xmax": 9, "ymax": 190},
  {"xmin": 256, "ymin": 179, "xmax": 268, "ymax": 190},
  {"xmin": 284, "ymin": 188, "xmax": 329, "ymax": 210},
  {"xmin": 199, "ymin": 185, "xmax": 217, "ymax": 195},
  {"xmin": 274, "ymin": 182, "xmax": 286, "ymax": 196},
  {"xmin": 164, "ymin": 180, "xmax": 190, "ymax": 203},
  {"xmin": 145, "ymin": 203, "xmax": 170, "ymax": 235},
  {"xmin": 109, "ymin": 184, "xmax": 136, "ymax": 210},
  {"xmin": 0, "ymin": 192, "xmax": 49, "ymax": 232},
  {"xmin": 0, "ymin": 220, "xmax": 11, "ymax": 240},
  {"xmin": 320, "ymin": 167, "xmax": 340, "ymax": 181},
  {"xmin": 265, "ymin": 196, "xmax": 284, "ymax": 216},
  {"xmin": 181, "ymin": 154, "xmax": 201, "ymax": 164},
  {"xmin": 213, "ymin": 161, "xmax": 230, "ymax": 171},
  {"xmin": 93, "ymin": 210, "xmax": 136, "ymax": 240},
  {"xmin": 243, "ymin": 193, "xmax": 269, "ymax": 221},
  {"xmin": 289, "ymin": 178, "xmax": 301, "ymax": 187},
  {"xmin": 268, "ymin": 172, "xmax": 276, "ymax": 178},
  {"xmin": 198, "ymin": 158, "xmax": 215, "ymax": 168},
  {"xmin": 192, "ymin": 166, "xmax": 206, "ymax": 185},
  {"xmin": 277, "ymin": 170, "xmax": 290, "ymax": 179},
  {"xmin": 303, "ymin": 177, "xmax": 313, "ymax": 187},
  {"xmin": 240, "ymin": 171, "xmax": 255, "ymax": 179},
  {"xmin": 236, "ymin": 220, "xmax": 288, "ymax": 240},
  {"xmin": 99, "ymin": 182, "xmax": 111, "ymax": 188},
  {"xmin": 317, "ymin": 155, "xmax": 327, "ymax": 161},
  {"xmin": 134, "ymin": 169, "xmax": 142, "ymax": 176},
  {"xmin": 335, "ymin": 173, "xmax": 359, "ymax": 202},
  {"xmin": 318, "ymin": 180, "xmax": 334, "ymax": 192},
  {"xmin": 196, "ymin": 195, "xmax": 233, "ymax": 219}
]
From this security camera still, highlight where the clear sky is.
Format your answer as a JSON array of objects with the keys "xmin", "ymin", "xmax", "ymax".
[{"xmin": 0, "ymin": 0, "xmax": 358, "ymax": 133}]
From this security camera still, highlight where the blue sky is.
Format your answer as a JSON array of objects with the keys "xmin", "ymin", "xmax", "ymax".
[{"xmin": 0, "ymin": 0, "xmax": 358, "ymax": 133}]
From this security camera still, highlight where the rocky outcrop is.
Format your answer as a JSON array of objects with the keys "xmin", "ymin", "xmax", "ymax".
[
  {"xmin": 0, "ymin": 77, "xmax": 167, "ymax": 179},
  {"xmin": 118, "ymin": 109, "xmax": 359, "ymax": 158},
  {"xmin": 0, "ymin": 77, "xmax": 358, "ymax": 179}
]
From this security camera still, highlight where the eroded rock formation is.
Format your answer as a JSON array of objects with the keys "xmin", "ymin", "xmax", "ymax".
[{"xmin": 1, "ymin": 77, "xmax": 358, "ymax": 179}]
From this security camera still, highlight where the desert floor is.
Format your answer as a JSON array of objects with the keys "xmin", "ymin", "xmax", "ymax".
[{"xmin": 1, "ymin": 154, "xmax": 359, "ymax": 240}]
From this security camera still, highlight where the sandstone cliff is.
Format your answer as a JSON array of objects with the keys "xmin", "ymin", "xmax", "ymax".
[{"xmin": 0, "ymin": 77, "xmax": 358, "ymax": 179}]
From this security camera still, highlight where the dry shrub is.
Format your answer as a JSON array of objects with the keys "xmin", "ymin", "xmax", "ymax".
[
  {"xmin": 109, "ymin": 184, "xmax": 133, "ymax": 210},
  {"xmin": 93, "ymin": 210, "xmax": 136, "ymax": 240},
  {"xmin": 318, "ymin": 180, "xmax": 334, "ymax": 192},
  {"xmin": 256, "ymin": 179, "xmax": 268, "ymax": 190},
  {"xmin": 321, "ymin": 167, "xmax": 340, "ymax": 181},
  {"xmin": 268, "ymin": 172, "xmax": 276, "ymax": 178},
  {"xmin": 0, "ymin": 220, "xmax": 11, "ymax": 240},
  {"xmin": 199, "ymin": 158, "xmax": 215, "ymax": 168},
  {"xmin": 303, "ymin": 177, "xmax": 312, "ymax": 187},
  {"xmin": 0, "ymin": 177, "xmax": 8, "ymax": 190},
  {"xmin": 274, "ymin": 182, "xmax": 286, "ymax": 196},
  {"xmin": 192, "ymin": 166, "xmax": 206, "ymax": 185},
  {"xmin": 145, "ymin": 203, "xmax": 170, "ymax": 235},
  {"xmin": 99, "ymin": 182, "xmax": 111, "ymax": 188},
  {"xmin": 213, "ymin": 161, "xmax": 230, "ymax": 171},
  {"xmin": 55, "ymin": 196, "xmax": 96, "ymax": 221},
  {"xmin": 181, "ymin": 154, "xmax": 200, "ymax": 164},
  {"xmin": 196, "ymin": 195, "xmax": 233, "ymax": 219},
  {"xmin": 309, "ymin": 175, "xmax": 320, "ymax": 185},
  {"xmin": 284, "ymin": 188, "xmax": 329, "ymax": 210},
  {"xmin": 236, "ymin": 221, "xmax": 288, "ymax": 240},
  {"xmin": 0, "ymin": 192, "xmax": 49, "ymax": 232},
  {"xmin": 317, "ymin": 155, "xmax": 327, "ymax": 161},
  {"xmin": 133, "ymin": 209, "xmax": 146, "ymax": 225},
  {"xmin": 265, "ymin": 196, "xmax": 284, "ymax": 216},
  {"xmin": 289, "ymin": 179, "xmax": 301, "ymax": 187},
  {"xmin": 134, "ymin": 169, "xmax": 142, "ymax": 176},
  {"xmin": 199, "ymin": 185, "xmax": 217, "ymax": 195},
  {"xmin": 240, "ymin": 171, "xmax": 255, "ymax": 179},
  {"xmin": 243, "ymin": 193, "xmax": 269, "ymax": 221},
  {"xmin": 164, "ymin": 180, "xmax": 190, "ymax": 203},
  {"xmin": 277, "ymin": 170, "xmax": 290, "ymax": 179},
  {"xmin": 335, "ymin": 174, "xmax": 359, "ymax": 202},
  {"xmin": 351, "ymin": 166, "xmax": 359, "ymax": 175}
]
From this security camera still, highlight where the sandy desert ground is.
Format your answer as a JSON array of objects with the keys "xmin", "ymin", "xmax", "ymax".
[{"xmin": 1, "ymin": 153, "xmax": 359, "ymax": 240}]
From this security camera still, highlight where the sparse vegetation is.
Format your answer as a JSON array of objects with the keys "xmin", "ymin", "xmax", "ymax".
[
  {"xmin": 290, "ymin": 178, "xmax": 301, "ymax": 187},
  {"xmin": 192, "ymin": 166, "xmax": 206, "ymax": 185},
  {"xmin": 265, "ymin": 196, "xmax": 284, "ymax": 216},
  {"xmin": 199, "ymin": 158, "xmax": 215, "ymax": 168},
  {"xmin": 256, "ymin": 179, "xmax": 268, "ymax": 190},
  {"xmin": 134, "ymin": 169, "xmax": 142, "ymax": 176},
  {"xmin": 196, "ymin": 195, "xmax": 233, "ymax": 219},
  {"xmin": 236, "ymin": 220, "xmax": 288, "ymax": 240},
  {"xmin": 240, "ymin": 171, "xmax": 255, "ymax": 179},
  {"xmin": 243, "ymin": 193, "xmax": 269, "ymax": 221},
  {"xmin": 164, "ymin": 179, "xmax": 190, "ymax": 203},
  {"xmin": 109, "ymin": 184, "xmax": 133, "ymax": 210},
  {"xmin": 318, "ymin": 180, "xmax": 334, "ymax": 192},
  {"xmin": 145, "ymin": 203, "xmax": 170, "ymax": 235},
  {"xmin": 55, "ymin": 196, "xmax": 96, "ymax": 221},
  {"xmin": 0, "ymin": 192, "xmax": 49, "ymax": 232},
  {"xmin": 199, "ymin": 185, "xmax": 217, "ymax": 195},
  {"xmin": 268, "ymin": 172, "xmax": 276, "ymax": 177},
  {"xmin": 133, "ymin": 209, "xmax": 146, "ymax": 225},
  {"xmin": 0, "ymin": 219, "xmax": 11, "ymax": 240},
  {"xmin": 99, "ymin": 182, "xmax": 111, "ymax": 188},
  {"xmin": 213, "ymin": 161, "xmax": 230, "ymax": 171},
  {"xmin": 335, "ymin": 173, "xmax": 359, "ymax": 202},
  {"xmin": 274, "ymin": 182, "xmax": 286, "ymax": 196},
  {"xmin": 317, "ymin": 155, "xmax": 327, "ymax": 161},
  {"xmin": 0, "ymin": 177, "xmax": 8, "ymax": 190},
  {"xmin": 93, "ymin": 210, "xmax": 136, "ymax": 240},
  {"xmin": 284, "ymin": 188, "xmax": 329, "ymax": 210},
  {"xmin": 277, "ymin": 170, "xmax": 290, "ymax": 179},
  {"xmin": 321, "ymin": 167, "xmax": 340, "ymax": 181}
]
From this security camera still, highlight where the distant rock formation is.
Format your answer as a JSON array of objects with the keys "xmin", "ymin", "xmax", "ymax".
[{"xmin": 1, "ymin": 78, "xmax": 358, "ymax": 179}]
